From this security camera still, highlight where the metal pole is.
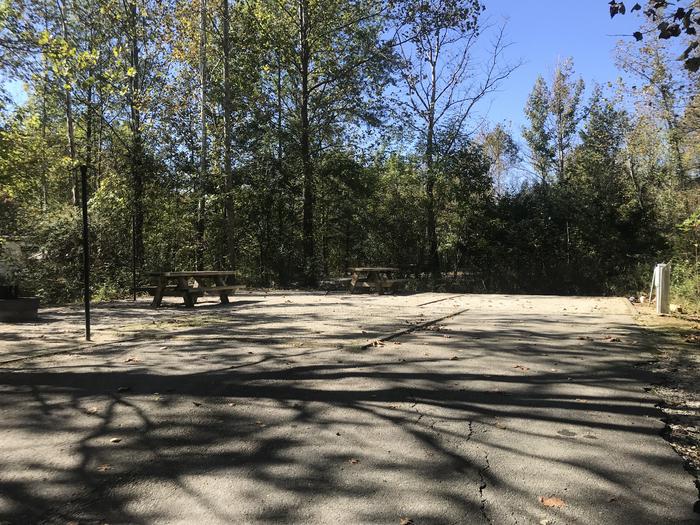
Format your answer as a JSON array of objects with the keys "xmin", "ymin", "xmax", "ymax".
[
  {"xmin": 80, "ymin": 165, "xmax": 91, "ymax": 341},
  {"xmin": 132, "ymin": 213, "xmax": 137, "ymax": 301}
]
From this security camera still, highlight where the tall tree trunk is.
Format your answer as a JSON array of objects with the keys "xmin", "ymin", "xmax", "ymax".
[
  {"xmin": 299, "ymin": 0, "xmax": 315, "ymax": 285},
  {"xmin": 222, "ymin": 0, "xmax": 236, "ymax": 273},
  {"xmin": 425, "ymin": 53, "xmax": 440, "ymax": 282},
  {"xmin": 197, "ymin": 0, "xmax": 208, "ymax": 270},
  {"xmin": 275, "ymin": 52, "xmax": 289, "ymax": 286},
  {"xmin": 557, "ymin": 130, "xmax": 565, "ymax": 182},
  {"xmin": 57, "ymin": 1, "xmax": 78, "ymax": 205},
  {"xmin": 40, "ymin": 56, "xmax": 48, "ymax": 211},
  {"xmin": 40, "ymin": 0, "xmax": 50, "ymax": 210},
  {"xmin": 127, "ymin": 0, "xmax": 145, "ymax": 271}
]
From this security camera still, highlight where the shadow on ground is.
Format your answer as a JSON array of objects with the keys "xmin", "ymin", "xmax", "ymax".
[{"xmin": 0, "ymin": 296, "xmax": 696, "ymax": 524}]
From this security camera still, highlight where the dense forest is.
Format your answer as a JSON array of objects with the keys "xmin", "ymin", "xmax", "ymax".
[{"xmin": 0, "ymin": 0, "xmax": 698, "ymax": 307}]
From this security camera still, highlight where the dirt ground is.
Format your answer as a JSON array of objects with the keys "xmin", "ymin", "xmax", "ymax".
[
  {"xmin": 0, "ymin": 292, "xmax": 698, "ymax": 524},
  {"xmin": 633, "ymin": 303, "xmax": 700, "ymax": 498}
]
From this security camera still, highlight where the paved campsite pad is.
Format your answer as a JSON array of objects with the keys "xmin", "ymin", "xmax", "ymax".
[{"xmin": 0, "ymin": 293, "xmax": 697, "ymax": 524}]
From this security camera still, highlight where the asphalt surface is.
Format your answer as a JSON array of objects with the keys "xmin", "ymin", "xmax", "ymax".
[{"xmin": 0, "ymin": 293, "xmax": 697, "ymax": 524}]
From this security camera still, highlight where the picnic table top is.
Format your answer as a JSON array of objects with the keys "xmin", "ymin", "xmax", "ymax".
[
  {"xmin": 147, "ymin": 271, "xmax": 237, "ymax": 278},
  {"xmin": 348, "ymin": 267, "xmax": 400, "ymax": 273}
]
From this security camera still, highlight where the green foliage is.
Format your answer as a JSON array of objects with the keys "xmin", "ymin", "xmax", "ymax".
[{"xmin": 0, "ymin": 0, "xmax": 696, "ymax": 307}]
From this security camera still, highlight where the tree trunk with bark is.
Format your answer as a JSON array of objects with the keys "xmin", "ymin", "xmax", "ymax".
[
  {"xmin": 299, "ymin": 0, "xmax": 316, "ymax": 285},
  {"xmin": 222, "ymin": 0, "xmax": 236, "ymax": 273}
]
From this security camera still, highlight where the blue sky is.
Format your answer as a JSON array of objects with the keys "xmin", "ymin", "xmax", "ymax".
[{"xmin": 481, "ymin": 0, "xmax": 639, "ymax": 135}]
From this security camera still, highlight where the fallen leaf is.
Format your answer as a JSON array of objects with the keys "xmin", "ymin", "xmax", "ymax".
[
  {"xmin": 124, "ymin": 357, "xmax": 139, "ymax": 363},
  {"xmin": 539, "ymin": 496, "xmax": 566, "ymax": 508},
  {"xmin": 400, "ymin": 518, "xmax": 415, "ymax": 525},
  {"xmin": 110, "ymin": 438, "xmax": 121, "ymax": 444}
]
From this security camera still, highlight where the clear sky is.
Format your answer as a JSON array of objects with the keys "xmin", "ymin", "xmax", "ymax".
[{"xmin": 479, "ymin": 0, "xmax": 640, "ymax": 136}]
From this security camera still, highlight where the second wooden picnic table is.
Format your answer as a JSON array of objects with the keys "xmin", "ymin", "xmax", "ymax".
[
  {"xmin": 348, "ymin": 267, "xmax": 407, "ymax": 294},
  {"xmin": 146, "ymin": 271, "xmax": 244, "ymax": 308}
]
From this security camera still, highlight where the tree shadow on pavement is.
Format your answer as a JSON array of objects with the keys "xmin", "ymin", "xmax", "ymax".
[{"xmin": 0, "ymin": 311, "xmax": 696, "ymax": 524}]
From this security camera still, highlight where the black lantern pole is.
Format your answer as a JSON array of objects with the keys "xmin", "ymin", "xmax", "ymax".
[
  {"xmin": 132, "ymin": 213, "xmax": 137, "ymax": 301},
  {"xmin": 80, "ymin": 164, "xmax": 91, "ymax": 341}
]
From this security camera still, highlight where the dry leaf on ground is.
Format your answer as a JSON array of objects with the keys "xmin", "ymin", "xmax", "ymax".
[{"xmin": 539, "ymin": 496, "xmax": 566, "ymax": 508}]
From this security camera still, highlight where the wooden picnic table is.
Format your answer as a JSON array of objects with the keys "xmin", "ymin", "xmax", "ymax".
[
  {"xmin": 348, "ymin": 267, "xmax": 407, "ymax": 294},
  {"xmin": 145, "ymin": 271, "xmax": 244, "ymax": 308}
]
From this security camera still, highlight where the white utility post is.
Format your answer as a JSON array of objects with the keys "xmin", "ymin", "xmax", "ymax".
[{"xmin": 655, "ymin": 263, "xmax": 670, "ymax": 315}]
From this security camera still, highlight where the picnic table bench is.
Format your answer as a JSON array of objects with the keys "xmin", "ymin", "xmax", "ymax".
[
  {"xmin": 348, "ymin": 267, "xmax": 407, "ymax": 294},
  {"xmin": 145, "ymin": 271, "xmax": 244, "ymax": 308}
]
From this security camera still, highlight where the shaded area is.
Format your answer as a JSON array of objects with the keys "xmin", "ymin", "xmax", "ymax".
[{"xmin": 0, "ymin": 295, "xmax": 696, "ymax": 524}]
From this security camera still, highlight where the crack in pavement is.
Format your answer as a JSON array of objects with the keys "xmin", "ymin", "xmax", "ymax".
[
  {"xmin": 360, "ymin": 307, "xmax": 470, "ymax": 349},
  {"xmin": 478, "ymin": 451, "xmax": 492, "ymax": 525}
]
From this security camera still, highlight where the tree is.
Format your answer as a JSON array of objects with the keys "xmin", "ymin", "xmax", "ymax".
[
  {"xmin": 197, "ymin": 0, "xmax": 208, "ymax": 270},
  {"xmin": 221, "ymin": 0, "xmax": 235, "ymax": 272},
  {"xmin": 522, "ymin": 59, "xmax": 584, "ymax": 184},
  {"xmin": 259, "ymin": 0, "xmax": 392, "ymax": 284},
  {"xmin": 609, "ymin": 1, "xmax": 700, "ymax": 72},
  {"xmin": 391, "ymin": 0, "xmax": 518, "ymax": 279},
  {"xmin": 616, "ymin": 38, "xmax": 690, "ymax": 182},
  {"xmin": 523, "ymin": 76, "xmax": 553, "ymax": 183},
  {"xmin": 549, "ymin": 59, "xmax": 585, "ymax": 182},
  {"xmin": 479, "ymin": 123, "xmax": 520, "ymax": 195}
]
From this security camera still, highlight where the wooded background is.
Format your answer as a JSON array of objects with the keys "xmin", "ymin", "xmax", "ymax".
[{"xmin": 0, "ymin": 0, "xmax": 698, "ymax": 308}]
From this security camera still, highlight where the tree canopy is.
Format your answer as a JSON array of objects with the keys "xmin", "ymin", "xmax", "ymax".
[{"xmin": 0, "ymin": 0, "xmax": 697, "ymax": 309}]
